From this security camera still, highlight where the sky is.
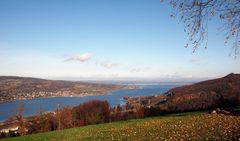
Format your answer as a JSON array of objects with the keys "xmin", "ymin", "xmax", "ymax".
[{"xmin": 0, "ymin": 0, "xmax": 239, "ymax": 81}]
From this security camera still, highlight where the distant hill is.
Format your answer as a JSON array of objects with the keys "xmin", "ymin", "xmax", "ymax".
[{"xmin": 0, "ymin": 76, "xmax": 127, "ymax": 103}]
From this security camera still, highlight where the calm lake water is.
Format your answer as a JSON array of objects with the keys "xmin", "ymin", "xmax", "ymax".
[{"xmin": 0, "ymin": 85, "xmax": 177, "ymax": 121}]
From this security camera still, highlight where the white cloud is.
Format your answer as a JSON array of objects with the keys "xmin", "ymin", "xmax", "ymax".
[
  {"xmin": 130, "ymin": 68, "xmax": 141, "ymax": 73},
  {"xmin": 99, "ymin": 61, "xmax": 120, "ymax": 69},
  {"xmin": 130, "ymin": 66, "xmax": 151, "ymax": 73},
  {"xmin": 65, "ymin": 53, "xmax": 93, "ymax": 62}
]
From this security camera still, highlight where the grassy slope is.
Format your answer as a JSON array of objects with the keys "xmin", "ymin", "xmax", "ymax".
[{"xmin": 3, "ymin": 112, "xmax": 240, "ymax": 141}]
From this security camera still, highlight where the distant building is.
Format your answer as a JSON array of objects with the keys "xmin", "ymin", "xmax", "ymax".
[{"xmin": 0, "ymin": 126, "xmax": 19, "ymax": 134}]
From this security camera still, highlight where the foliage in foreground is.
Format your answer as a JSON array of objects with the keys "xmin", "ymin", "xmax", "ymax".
[{"xmin": 3, "ymin": 112, "xmax": 240, "ymax": 141}]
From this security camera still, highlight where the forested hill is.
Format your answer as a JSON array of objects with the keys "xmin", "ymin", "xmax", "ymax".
[
  {"xmin": 162, "ymin": 73, "xmax": 240, "ymax": 111},
  {"xmin": 126, "ymin": 73, "xmax": 240, "ymax": 113}
]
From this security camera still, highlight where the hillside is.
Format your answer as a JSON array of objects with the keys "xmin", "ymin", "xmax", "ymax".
[
  {"xmin": 0, "ymin": 76, "xmax": 127, "ymax": 103},
  {"xmin": 167, "ymin": 73, "xmax": 240, "ymax": 98},
  {"xmin": 126, "ymin": 73, "xmax": 240, "ymax": 113},
  {"xmin": 2, "ymin": 112, "xmax": 240, "ymax": 141},
  {"xmin": 163, "ymin": 73, "xmax": 240, "ymax": 111}
]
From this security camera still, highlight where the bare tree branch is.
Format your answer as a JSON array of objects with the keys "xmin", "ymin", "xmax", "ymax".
[{"xmin": 164, "ymin": 0, "xmax": 240, "ymax": 56}]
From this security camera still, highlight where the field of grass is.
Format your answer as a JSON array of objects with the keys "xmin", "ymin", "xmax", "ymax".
[{"xmin": 3, "ymin": 112, "xmax": 240, "ymax": 141}]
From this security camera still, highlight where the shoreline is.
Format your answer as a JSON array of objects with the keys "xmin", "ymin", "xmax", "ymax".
[
  {"xmin": 0, "ymin": 85, "xmax": 142, "ymax": 104},
  {"xmin": 0, "ymin": 85, "xmax": 173, "ymax": 122}
]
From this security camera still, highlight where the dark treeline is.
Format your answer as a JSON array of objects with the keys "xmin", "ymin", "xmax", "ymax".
[
  {"xmin": 27, "ymin": 100, "xmax": 112, "ymax": 134},
  {"xmin": 0, "ymin": 100, "xmax": 149, "ymax": 139}
]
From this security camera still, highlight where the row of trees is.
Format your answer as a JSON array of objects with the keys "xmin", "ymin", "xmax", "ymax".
[
  {"xmin": 27, "ymin": 100, "xmax": 111, "ymax": 134},
  {"xmin": 1, "ymin": 100, "xmax": 162, "ymax": 139}
]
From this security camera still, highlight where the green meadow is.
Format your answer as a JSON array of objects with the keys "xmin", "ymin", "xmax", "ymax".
[{"xmin": 3, "ymin": 112, "xmax": 240, "ymax": 141}]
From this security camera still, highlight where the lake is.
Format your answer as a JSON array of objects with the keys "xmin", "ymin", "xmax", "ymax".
[{"xmin": 0, "ymin": 85, "xmax": 177, "ymax": 121}]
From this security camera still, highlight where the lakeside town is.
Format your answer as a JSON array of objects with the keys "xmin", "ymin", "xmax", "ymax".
[{"xmin": 0, "ymin": 76, "xmax": 139, "ymax": 103}]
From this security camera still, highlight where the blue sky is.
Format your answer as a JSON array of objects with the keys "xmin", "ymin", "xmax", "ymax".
[{"xmin": 0, "ymin": 0, "xmax": 239, "ymax": 81}]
